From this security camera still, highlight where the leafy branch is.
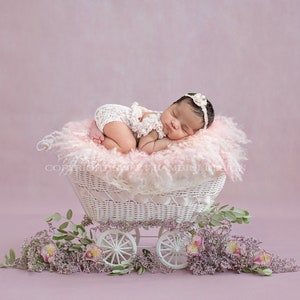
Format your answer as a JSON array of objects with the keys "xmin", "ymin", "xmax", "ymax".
[
  {"xmin": 45, "ymin": 209, "xmax": 94, "ymax": 252},
  {"xmin": 198, "ymin": 204, "xmax": 250, "ymax": 227},
  {"xmin": 0, "ymin": 249, "xmax": 16, "ymax": 268}
]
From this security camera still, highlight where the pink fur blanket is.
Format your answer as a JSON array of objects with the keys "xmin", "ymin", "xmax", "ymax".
[{"xmin": 37, "ymin": 116, "xmax": 248, "ymax": 194}]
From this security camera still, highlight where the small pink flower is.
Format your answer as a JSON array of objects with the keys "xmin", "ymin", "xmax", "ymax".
[
  {"xmin": 253, "ymin": 250, "xmax": 272, "ymax": 267},
  {"xmin": 186, "ymin": 235, "xmax": 205, "ymax": 256},
  {"xmin": 41, "ymin": 243, "xmax": 57, "ymax": 263},
  {"xmin": 226, "ymin": 240, "xmax": 244, "ymax": 257},
  {"xmin": 84, "ymin": 244, "xmax": 103, "ymax": 262}
]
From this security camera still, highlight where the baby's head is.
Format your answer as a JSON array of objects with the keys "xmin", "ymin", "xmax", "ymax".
[{"xmin": 161, "ymin": 93, "xmax": 214, "ymax": 140}]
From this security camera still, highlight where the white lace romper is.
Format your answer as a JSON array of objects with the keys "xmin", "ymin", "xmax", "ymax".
[{"xmin": 95, "ymin": 102, "xmax": 166, "ymax": 139}]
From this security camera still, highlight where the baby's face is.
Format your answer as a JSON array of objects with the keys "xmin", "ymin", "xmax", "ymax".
[{"xmin": 160, "ymin": 100, "xmax": 203, "ymax": 140}]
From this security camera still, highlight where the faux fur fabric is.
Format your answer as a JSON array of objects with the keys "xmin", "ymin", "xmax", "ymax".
[{"xmin": 37, "ymin": 116, "xmax": 249, "ymax": 194}]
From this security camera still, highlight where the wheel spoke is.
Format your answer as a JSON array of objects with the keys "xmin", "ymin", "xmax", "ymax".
[
  {"xmin": 103, "ymin": 249, "xmax": 113, "ymax": 254},
  {"xmin": 119, "ymin": 246, "xmax": 133, "ymax": 251},
  {"xmin": 111, "ymin": 253, "xmax": 116, "ymax": 264},
  {"xmin": 116, "ymin": 254, "xmax": 120, "ymax": 265},
  {"xmin": 167, "ymin": 235, "xmax": 174, "ymax": 244},
  {"xmin": 161, "ymin": 241, "xmax": 173, "ymax": 250},
  {"xmin": 175, "ymin": 254, "xmax": 178, "ymax": 265},
  {"xmin": 162, "ymin": 252, "xmax": 172, "ymax": 259},
  {"xmin": 102, "ymin": 239, "xmax": 114, "ymax": 248},
  {"xmin": 105, "ymin": 234, "xmax": 116, "ymax": 247},
  {"xmin": 119, "ymin": 238, "xmax": 131, "ymax": 248},
  {"xmin": 118, "ymin": 252, "xmax": 127, "ymax": 261},
  {"xmin": 166, "ymin": 253, "xmax": 175, "ymax": 263},
  {"xmin": 104, "ymin": 251, "xmax": 113, "ymax": 261},
  {"xmin": 117, "ymin": 234, "xmax": 126, "ymax": 247},
  {"xmin": 114, "ymin": 233, "xmax": 119, "ymax": 246},
  {"xmin": 120, "ymin": 249, "xmax": 132, "ymax": 257}
]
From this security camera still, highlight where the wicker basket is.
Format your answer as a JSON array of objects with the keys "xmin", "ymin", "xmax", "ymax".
[{"xmin": 69, "ymin": 168, "xmax": 226, "ymax": 224}]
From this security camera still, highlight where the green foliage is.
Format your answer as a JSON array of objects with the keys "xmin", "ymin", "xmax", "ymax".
[
  {"xmin": 199, "ymin": 204, "xmax": 251, "ymax": 227},
  {"xmin": 66, "ymin": 209, "xmax": 73, "ymax": 220},
  {"xmin": 45, "ymin": 212, "xmax": 62, "ymax": 223},
  {"xmin": 45, "ymin": 209, "xmax": 93, "ymax": 252},
  {"xmin": 109, "ymin": 263, "xmax": 131, "ymax": 276},
  {"xmin": 0, "ymin": 249, "xmax": 16, "ymax": 268},
  {"xmin": 109, "ymin": 249, "xmax": 155, "ymax": 276},
  {"xmin": 243, "ymin": 267, "xmax": 272, "ymax": 276},
  {"xmin": 2, "ymin": 207, "xmax": 297, "ymax": 277}
]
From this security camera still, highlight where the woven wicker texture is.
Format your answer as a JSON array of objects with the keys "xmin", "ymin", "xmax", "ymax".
[{"xmin": 69, "ymin": 169, "xmax": 226, "ymax": 223}]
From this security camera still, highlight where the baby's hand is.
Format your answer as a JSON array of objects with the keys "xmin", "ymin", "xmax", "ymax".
[{"xmin": 89, "ymin": 120, "xmax": 104, "ymax": 144}]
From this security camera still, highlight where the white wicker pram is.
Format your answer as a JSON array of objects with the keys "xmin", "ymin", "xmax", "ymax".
[
  {"xmin": 69, "ymin": 168, "xmax": 226, "ymax": 269},
  {"xmin": 37, "ymin": 117, "xmax": 247, "ymax": 269}
]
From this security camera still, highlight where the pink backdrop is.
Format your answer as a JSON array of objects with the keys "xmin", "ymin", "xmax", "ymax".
[
  {"xmin": 1, "ymin": 1, "xmax": 299, "ymax": 299},
  {"xmin": 1, "ymin": 0, "xmax": 299, "ymax": 218}
]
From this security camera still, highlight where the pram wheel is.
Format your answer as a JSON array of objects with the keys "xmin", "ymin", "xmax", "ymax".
[
  {"xmin": 156, "ymin": 230, "xmax": 190, "ymax": 269},
  {"xmin": 97, "ymin": 229, "xmax": 137, "ymax": 266}
]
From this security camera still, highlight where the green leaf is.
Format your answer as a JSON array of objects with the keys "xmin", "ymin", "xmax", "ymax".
[
  {"xmin": 137, "ymin": 266, "xmax": 146, "ymax": 275},
  {"xmin": 52, "ymin": 213, "xmax": 62, "ymax": 222},
  {"xmin": 45, "ymin": 215, "xmax": 53, "ymax": 223},
  {"xmin": 5, "ymin": 255, "xmax": 10, "ymax": 265},
  {"xmin": 231, "ymin": 208, "xmax": 247, "ymax": 218},
  {"xmin": 64, "ymin": 235, "xmax": 76, "ymax": 241},
  {"xmin": 235, "ymin": 218, "xmax": 243, "ymax": 224},
  {"xmin": 4, "ymin": 253, "xmax": 14, "ymax": 266},
  {"xmin": 219, "ymin": 204, "xmax": 229, "ymax": 211},
  {"xmin": 243, "ymin": 218, "xmax": 250, "ymax": 224},
  {"xmin": 71, "ymin": 244, "xmax": 83, "ymax": 250},
  {"xmin": 210, "ymin": 213, "xmax": 224, "ymax": 226},
  {"xmin": 242, "ymin": 268, "xmax": 251, "ymax": 273},
  {"xmin": 79, "ymin": 237, "xmax": 93, "ymax": 245},
  {"xmin": 112, "ymin": 265, "xmax": 125, "ymax": 271},
  {"xmin": 109, "ymin": 265, "xmax": 131, "ymax": 275},
  {"xmin": 57, "ymin": 229, "xmax": 68, "ymax": 234},
  {"xmin": 210, "ymin": 206, "xmax": 217, "ymax": 213},
  {"xmin": 142, "ymin": 249, "xmax": 151, "ymax": 256},
  {"xmin": 56, "ymin": 242, "xmax": 63, "ymax": 248},
  {"xmin": 262, "ymin": 268, "xmax": 272, "ymax": 276},
  {"xmin": 70, "ymin": 224, "xmax": 78, "ymax": 231},
  {"xmin": 66, "ymin": 209, "xmax": 73, "ymax": 220},
  {"xmin": 110, "ymin": 268, "xmax": 130, "ymax": 275},
  {"xmin": 53, "ymin": 235, "xmax": 67, "ymax": 240},
  {"xmin": 209, "ymin": 219, "xmax": 221, "ymax": 227},
  {"xmin": 77, "ymin": 225, "xmax": 86, "ymax": 233},
  {"xmin": 59, "ymin": 222, "xmax": 69, "ymax": 230},
  {"xmin": 9, "ymin": 249, "xmax": 16, "ymax": 262},
  {"xmin": 224, "ymin": 211, "xmax": 237, "ymax": 221},
  {"xmin": 256, "ymin": 268, "xmax": 272, "ymax": 276}
]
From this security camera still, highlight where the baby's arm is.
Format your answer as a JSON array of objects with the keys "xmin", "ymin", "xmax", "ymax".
[{"xmin": 138, "ymin": 130, "xmax": 172, "ymax": 154}]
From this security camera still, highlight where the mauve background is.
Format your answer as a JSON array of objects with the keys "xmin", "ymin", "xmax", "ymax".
[{"xmin": 0, "ymin": 1, "xmax": 299, "ymax": 299}]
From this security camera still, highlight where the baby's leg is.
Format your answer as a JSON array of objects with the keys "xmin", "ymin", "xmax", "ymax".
[{"xmin": 103, "ymin": 121, "xmax": 137, "ymax": 153}]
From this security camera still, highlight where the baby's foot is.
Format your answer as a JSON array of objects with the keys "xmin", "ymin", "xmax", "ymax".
[{"xmin": 89, "ymin": 120, "xmax": 105, "ymax": 144}]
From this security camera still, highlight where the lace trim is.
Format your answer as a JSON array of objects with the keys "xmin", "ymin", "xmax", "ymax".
[{"xmin": 130, "ymin": 102, "xmax": 165, "ymax": 139}]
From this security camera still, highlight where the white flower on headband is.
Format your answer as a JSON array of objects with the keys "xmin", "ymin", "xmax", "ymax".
[{"xmin": 184, "ymin": 93, "xmax": 209, "ymax": 129}]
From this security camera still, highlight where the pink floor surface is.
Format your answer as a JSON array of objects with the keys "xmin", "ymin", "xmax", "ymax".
[{"xmin": 0, "ymin": 214, "xmax": 299, "ymax": 300}]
